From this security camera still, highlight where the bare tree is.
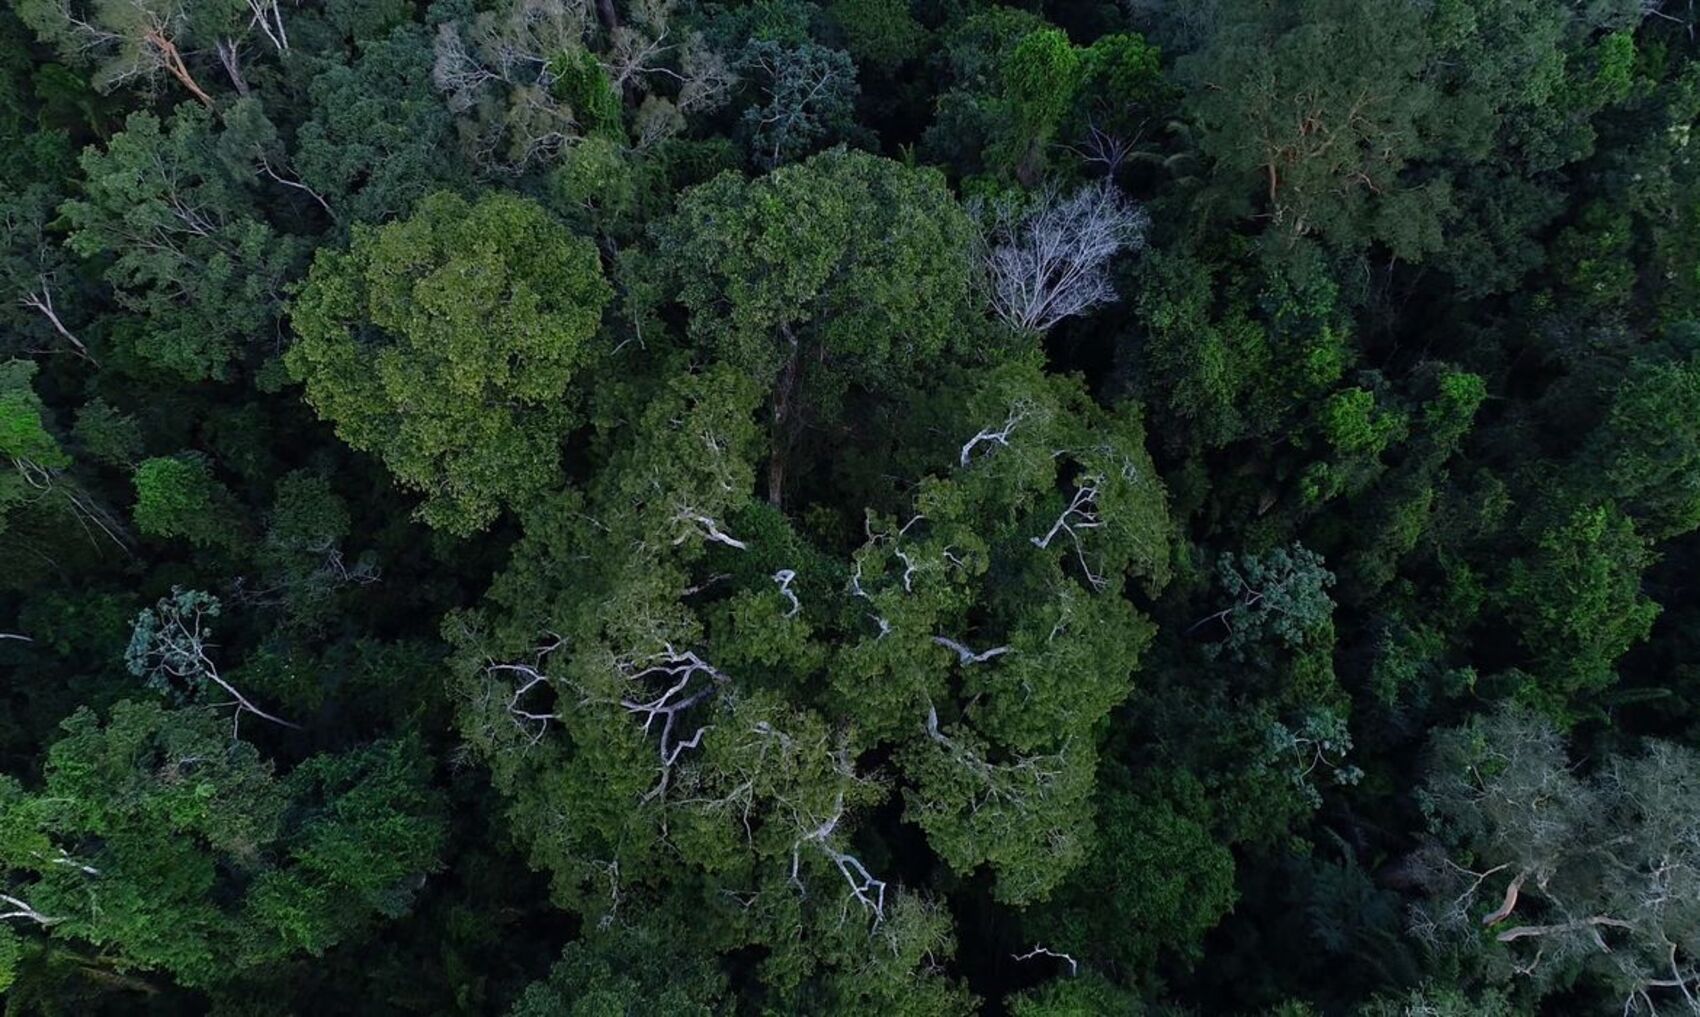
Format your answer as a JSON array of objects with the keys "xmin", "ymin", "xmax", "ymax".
[{"xmin": 976, "ymin": 180, "xmax": 1149, "ymax": 334}]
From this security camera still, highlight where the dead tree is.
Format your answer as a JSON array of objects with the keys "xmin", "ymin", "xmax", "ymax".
[{"xmin": 977, "ymin": 180, "xmax": 1148, "ymax": 334}]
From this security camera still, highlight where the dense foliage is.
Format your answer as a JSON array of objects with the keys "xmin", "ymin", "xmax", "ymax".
[{"xmin": 3, "ymin": 1, "xmax": 1700, "ymax": 1014}]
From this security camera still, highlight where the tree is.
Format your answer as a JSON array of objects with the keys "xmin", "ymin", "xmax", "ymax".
[
  {"xmin": 125, "ymin": 588, "xmax": 297, "ymax": 736},
  {"xmin": 295, "ymin": 24, "xmax": 467, "ymax": 226},
  {"xmin": 0, "ymin": 359, "xmax": 71, "ymax": 541},
  {"xmin": 1064, "ymin": 33, "xmax": 1167, "ymax": 176},
  {"xmin": 1415, "ymin": 706, "xmax": 1700, "ymax": 1013},
  {"xmin": 0, "ymin": 359, "xmax": 126, "ymax": 562},
  {"xmin": 242, "ymin": 470, "xmax": 376, "ymax": 628},
  {"xmin": 0, "ymin": 700, "xmax": 445, "ymax": 988},
  {"xmin": 1578, "ymin": 350, "xmax": 1700, "ymax": 542},
  {"xmin": 976, "ymin": 180, "xmax": 1149, "ymax": 334},
  {"xmin": 17, "ymin": 0, "xmax": 217, "ymax": 106},
  {"xmin": 1502, "ymin": 501, "xmax": 1659, "ymax": 715},
  {"xmin": 638, "ymin": 147, "xmax": 980, "ymax": 508},
  {"xmin": 507, "ymin": 922, "xmax": 726, "ymax": 1016},
  {"xmin": 1192, "ymin": 543, "xmax": 1337, "ymax": 664},
  {"xmin": 454, "ymin": 357, "xmax": 1171, "ymax": 932},
  {"xmin": 824, "ymin": 0, "xmax": 926, "ymax": 70},
  {"xmin": 431, "ymin": 0, "xmax": 732, "ymax": 172},
  {"xmin": 926, "ymin": 10, "xmax": 1082, "ymax": 185},
  {"xmin": 287, "ymin": 190, "xmax": 612, "ymax": 534},
  {"xmin": 1177, "ymin": 0, "xmax": 1453, "ymax": 258},
  {"xmin": 62, "ymin": 101, "xmax": 304, "ymax": 380},
  {"xmin": 130, "ymin": 455, "xmax": 240, "ymax": 549},
  {"xmin": 1, "ymin": 185, "xmax": 95, "ymax": 364},
  {"xmin": 1127, "ymin": 243, "xmax": 1352, "ymax": 452},
  {"xmin": 1021, "ymin": 767, "xmax": 1236, "ymax": 979},
  {"xmin": 737, "ymin": 40, "xmax": 860, "ymax": 169}
]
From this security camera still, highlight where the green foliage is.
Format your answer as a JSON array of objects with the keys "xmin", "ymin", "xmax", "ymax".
[
  {"xmin": 1131, "ymin": 246, "xmax": 1352, "ymax": 451},
  {"xmin": 0, "ymin": 700, "xmax": 445, "ymax": 988},
  {"xmin": 6, "ymin": 2, "xmax": 1700, "ymax": 1013},
  {"xmin": 15, "ymin": 0, "xmax": 224, "ymax": 102},
  {"xmin": 63, "ymin": 102, "xmax": 304, "ymax": 380},
  {"xmin": 506, "ymin": 923, "xmax": 726, "ymax": 1017},
  {"xmin": 1202, "ymin": 544, "xmax": 1336, "ymax": 663},
  {"xmin": 738, "ymin": 41, "xmax": 861, "ymax": 168},
  {"xmin": 1503, "ymin": 502, "xmax": 1659, "ymax": 715},
  {"xmin": 827, "ymin": 0, "xmax": 926, "ymax": 68},
  {"xmin": 645, "ymin": 147, "xmax": 976, "ymax": 387},
  {"xmin": 1179, "ymin": 0, "xmax": 1451, "ymax": 257},
  {"xmin": 548, "ymin": 49, "xmax": 622, "ymax": 140},
  {"xmin": 247, "ymin": 737, "xmax": 447, "ymax": 953},
  {"xmin": 70, "ymin": 399, "xmax": 141, "ymax": 467},
  {"xmin": 1027, "ymin": 768, "xmax": 1235, "ymax": 977},
  {"xmin": 297, "ymin": 25, "xmax": 465, "ymax": 225},
  {"xmin": 927, "ymin": 13, "xmax": 1163, "ymax": 184},
  {"xmin": 0, "ymin": 360, "xmax": 66, "ymax": 473},
  {"xmin": 252, "ymin": 470, "xmax": 372, "ymax": 627},
  {"xmin": 131, "ymin": 456, "xmax": 239, "ymax": 549},
  {"xmin": 288, "ymin": 190, "xmax": 612, "ymax": 534},
  {"xmin": 1008, "ymin": 972, "xmax": 1144, "ymax": 1016},
  {"xmin": 1583, "ymin": 350, "xmax": 1700, "ymax": 540}
]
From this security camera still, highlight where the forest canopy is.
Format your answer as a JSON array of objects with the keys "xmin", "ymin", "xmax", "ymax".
[{"xmin": 3, "ymin": 0, "xmax": 1700, "ymax": 1014}]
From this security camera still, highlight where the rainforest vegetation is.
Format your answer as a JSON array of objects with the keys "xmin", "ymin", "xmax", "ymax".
[{"xmin": 3, "ymin": 0, "xmax": 1700, "ymax": 1013}]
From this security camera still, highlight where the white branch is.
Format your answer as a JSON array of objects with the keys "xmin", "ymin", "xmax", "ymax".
[
  {"xmin": 932, "ymin": 635, "xmax": 1012, "ymax": 665},
  {"xmin": 1014, "ymin": 944, "xmax": 1079, "ymax": 976},
  {"xmin": 617, "ymin": 647, "xmax": 728, "ymax": 798},
  {"xmin": 1031, "ymin": 475, "xmax": 1107, "ymax": 589},
  {"xmin": 0, "ymin": 893, "xmax": 59, "ymax": 926},
  {"xmin": 790, "ymin": 792, "xmax": 886, "ymax": 925},
  {"xmin": 960, "ymin": 403, "xmax": 1030, "ymax": 467},
  {"xmin": 772, "ymin": 568, "xmax": 800, "ymax": 618},
  {"xmin": 674, "ymin": 510, "xmax": 748, "ymax": 550}
]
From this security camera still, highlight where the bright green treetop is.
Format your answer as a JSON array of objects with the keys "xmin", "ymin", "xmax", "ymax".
[{"xmin": 288, "ymin": 189, "xmax": 612, "ymax": 534}]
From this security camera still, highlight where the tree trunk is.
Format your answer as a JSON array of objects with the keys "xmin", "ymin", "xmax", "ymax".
[
  {"xmin": 768, "ymin": 329, "xmax": 802, "ymax": 511},
  {"xmin": 146, "ymin": 30, "xmax": 214, "ymax": 107},
  {"xmin": 22, "ymin": 284, "xmax": 98, "ymax": 365},
  {"xmin": 215, "ymin": 38, "xmax": 249, "ymax": 96},
  {"xmin": 595, "ymin": 0, "xmax": 621, "ymax": 31}
]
